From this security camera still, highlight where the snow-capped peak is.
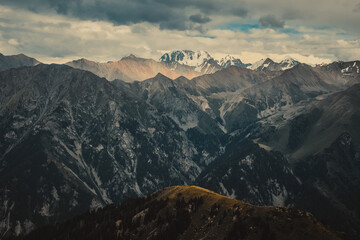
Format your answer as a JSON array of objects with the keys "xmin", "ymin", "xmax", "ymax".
[
  {"xmin": 248, "ymin": 57, "xmax": 300, "ymax": 71},
  {"xmin": 218, "ymin": 55, "xmax": 247, "ymax": 68},
  {"xmin": 160, "ymin": 50, "xmax": 212, "ymax": 67},
  {"xmin": 279, "ymin": 58, "xmax": 300, "ymax": 70},
  {"xmin": 248, "ymin": 58, "xmax": 269, "ymax": 70}
]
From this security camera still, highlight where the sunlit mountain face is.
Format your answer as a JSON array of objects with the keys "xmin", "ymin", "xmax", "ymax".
[{"xmin": 1, "ymin": 1, "xmax": 360, "ymax": 240}]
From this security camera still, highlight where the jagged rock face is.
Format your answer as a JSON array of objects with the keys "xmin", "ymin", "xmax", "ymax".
[
  {"xmin": 196, "ymin": 140, "xmax": 301, "ymax": 206},
  {"xmin": 112, "ymin": 74, "xmax": 226, "ymax": 166},
  {"xmin": 0, "ymin": 53, "xmax": 40, "ymax": 71},
  {"xmin": 0, "ymin": 64, "xmax": 203, "ymax": 237}
]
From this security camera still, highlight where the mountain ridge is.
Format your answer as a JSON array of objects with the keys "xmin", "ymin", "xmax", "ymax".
[
  {"xmin": 16, "ymin": 185, "xmax": 343, "ymax": 240},
  {"xmin": 0, "ymin": 53, "xmax": 40, "ymax": 71},
  {"xmin": 65, "ymin": 55, "xmax": 201, "ymax": 82}
]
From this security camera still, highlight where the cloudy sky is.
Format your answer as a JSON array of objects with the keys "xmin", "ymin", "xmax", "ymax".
[{"xmin": 1, "ymin": 0, "xmax": 360, "ymax": 64}]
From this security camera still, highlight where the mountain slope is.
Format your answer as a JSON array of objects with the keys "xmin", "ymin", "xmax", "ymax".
[
  {"xmin": 0, "ymin": 64, "xmax": 203, "ymax": 238},
  {"xmin": 189, "ymin": 66, "xmax": 281, "ymax": 95},
  {"xmin": 17, "ymin": 186, "xmax": 343, "ymax": 240},
  {"xmin": 247, "ymin": 83, "xmax": 360, "ymax": 239},
  {"xmin": 2, "ymin": 59, "xmax": 360, "ymax": 239},
  {"xmin": 113, "ymin": 73, "xmax": 226, "ymax": 165},
  {"xmin": 256, "ymin": 82, "xmax": 360, "ymax": 160},
  {"xmin": 196, "ymin": 140, "xmax": 301, "ymax": 207},
  {"xmin": 0, "ymin": 53, "xmax": 40, "ymax": 71},
  {"xmin": 66, "ymin": 55, "xmax": 200, "ymax": 82},
  {"xmin": 294, "ymin": 133, "xmax": 360, "ymax": 239}
]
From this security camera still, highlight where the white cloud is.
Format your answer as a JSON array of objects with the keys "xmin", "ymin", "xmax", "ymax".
[
  {"xmin": 7, "ymin": 38, "xmax": 19, "ymax": 46},
  {"xmin": 0, "ymin": 5, "xmax": 359, "ymax": 65}
]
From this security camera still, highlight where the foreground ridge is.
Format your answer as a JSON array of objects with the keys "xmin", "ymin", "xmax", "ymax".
[{"xmin": 17, "ymin": 186, "xmax": 343, "ymax": 240}]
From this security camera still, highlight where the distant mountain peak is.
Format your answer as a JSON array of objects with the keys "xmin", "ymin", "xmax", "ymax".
[
  {"xmin": 74, "ymin": 58, "xmax": 93, "ymax": 63},
  {"xmin": 264, "ymin": 57, "xmax": 274, "ymax": 62},
  {"xmin": 160, "ymin": 50, "xmax": 212, "ymax": 67},
  {"xmin": 248, "ymin": 57, "xmax": 300, "ymax": 71},
  {"xmin": 218, "ymin": 55, "xmax": 250, "ymax": 68},
  {"xmin": 121, "ymin": 54, "xmax": 139, "ymax": 60},
  {"xmin": 0, "ymin": 52, "xmax": 41, "ymax": 71},
  {"xmin": 154, "ymin": 72, "xmax": 168, "ymax": 78}
]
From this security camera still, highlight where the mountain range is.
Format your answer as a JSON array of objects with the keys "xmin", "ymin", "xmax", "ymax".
[
  {"xmin": 0, "ymin": 52, "xmax": 360, "ymax": 239},
  {"xmin": 65, "ymin": 50, "xmax": 301, "ymax": 82}
]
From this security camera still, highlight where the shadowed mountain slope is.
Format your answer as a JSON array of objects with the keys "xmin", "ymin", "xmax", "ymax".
[
  {"xmin": 17, "ymin": 186, "xmax": 343, "ymax": 240},
  {"xmin": 0, "ymin": 53, "xmax": 40, "ymax": 71}
]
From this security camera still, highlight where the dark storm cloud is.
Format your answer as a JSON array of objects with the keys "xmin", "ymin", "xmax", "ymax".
[
  {"xmin": 189, "ymin": 14, "xmax": 211, "ymax": 24},
  {"xmin": 259, "ymin": 15, "xmax": 285, "ymax": 28},
  {"xmin": 231, "ymin": 8, "xmax": 248, "ymax": 17},
  {"xmin": 282, "ymin": 9, "xmax": 303, "ymax": 20},
  {"xmin": 0, "ymin": 0, "xmax": 247, "ymax": 31}
]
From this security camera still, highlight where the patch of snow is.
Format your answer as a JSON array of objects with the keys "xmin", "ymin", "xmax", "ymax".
[
  {"xmin": 188, "ymin": 95, "xmax": 211, "ymax": 111},
  {"xmin": 272, "ymin": 186, "xmax": 288, "ymax": 207},
  {"xmin": 267, "ymin": 179, "xmax": 288, "ymax": 207},
  {"xmin": 70, "ymin": 197, "xmax": 78, "ymax": 207},
  {"xmin": 239, "ymin": 155, "xmax": 254, "ymax": 169},
  {"xmin": 169, "ymin": 113, "xmax": 198, "ymax": 131},
  {"xmin": 14, "ymin": 221, "xmax": 22, "ymax": 236},
  {"xmin": 51, "ymin": 187, "xmax": 59, "ymax": 201},
  {"xmin": 62, "ymin": 164, "xmax": 97, "ymax": 195},
  {"xmin": 96, "ymin": 144, "xmax": 104, "ymax": 152},
  {"xmin": 253, "ymin": 138, "xmax": 272, "ymax": 151},
  {"xmin": 12, "ymin": 121, "xmax": 26, "ymax": 129},
  {"xmin": 134, "ymin": 182, "xmax": 142, "ymax": 195},
  {"xmin": 160, "ymin": 50, "xmax": 212, "ymax": 67},
  {"xmin": 91, "ymin": 167, "xmax": 102, "ymax": 186},
  {"xmin": 147, "ymin": 127, "xmax": 156, "ymax": 134},
  {"xmin": 280, "ymin": 58, "xmax": 299, "ymax": 70},
  {"xmin": 202, "ymin": 151, "xmax": 209, "ymax": 157},
  {"xmin": 248, "ymin": 59, "xmax": 266, "ymax": 70},
  {"xmin": 263, "ymin": 63, "xmax": 270, "ymax": 68},
  {"xmin": 90, "ymin": 199, "xmax": 102, "ymax": 210},
  {"xmin": 341, "ymin": 66, "xmax": 350, "ymax": 73},
  {"xmin": 217, "ymin": 123, "xmax": 227, "ymax": 133},
  {"xmin": 39, "ymin": 203, "xmax": 51, "ymax": 217},
  {"xmin": 23, "ymin": 220, "xmax": 34, "ymax": 234},
  {"xmin": 219, "ymin": 181, "xmax": 237, "ymax": 199},
  {"xmin": 4, "ymin": 131, "xmax": 17, "ymax": 140}
]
